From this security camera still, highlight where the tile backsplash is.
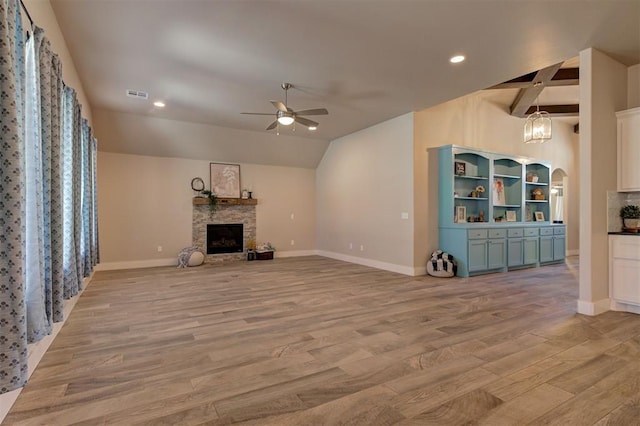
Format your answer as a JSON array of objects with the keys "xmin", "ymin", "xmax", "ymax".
[{"xmin": 608, "ymin": 191, "xmax": 640, "ymax": 231}]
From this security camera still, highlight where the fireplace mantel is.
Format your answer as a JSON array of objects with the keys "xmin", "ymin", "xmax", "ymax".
[{"xmin": 192, "ymin": 197, "xmax": 257, "ymax": 206}]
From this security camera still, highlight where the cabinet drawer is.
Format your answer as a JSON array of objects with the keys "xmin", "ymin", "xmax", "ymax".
[
  {"xmin": 554, "ymin": 227, "xmax": 565, "ymax": 235},
  {"xmin": 524, "ymin": 228, "xmax": 539, "ymax": 237},
  {"xmin": 508, "ymin": 228, "xmax": 524, "ymax": 238},
  {"xmin": 539, "ymin": 227, "xmax": 554, "ymax": 236},
  {"xmin": 612, "ymin": 237, "xmax": 640, "ymax": 260},
  {"xmin": 468, "ymin": 229, "xmax": 488, "ymax": 240},
  {"xmin": 489, "ymin": 229, "xmax": 507, "ymax": 239}
]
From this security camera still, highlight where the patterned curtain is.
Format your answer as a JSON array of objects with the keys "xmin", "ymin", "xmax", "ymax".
[
  {"xmin": 24, "ymin": 26, "xmax": 65, "ymax": 342},
  {"xmin": 81, "ymin": 119, "xmax": 92, "ymax": 276},
  {"xmin": 62, "ymin": 86, "xmax": 82, "ymax": 298},
  {"xmin": 0, "ymin": 0, "xmax": 28, "ymax": 394},
  {"xmin": 90, "ymin": 136, "xmax": 100, "ymax": 267}
]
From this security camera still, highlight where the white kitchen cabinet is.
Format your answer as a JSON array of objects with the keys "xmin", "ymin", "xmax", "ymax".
[
  {"xmin": 617, "ymin": 107, "xmax": 640, "ymax": 192},
  {"xmin": 609, "ymin": 235, "xmax": 640, "ymax": 313}
]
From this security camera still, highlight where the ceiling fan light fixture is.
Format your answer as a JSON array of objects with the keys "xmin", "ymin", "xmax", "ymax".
[
  {"xmin": 277, "ymin": 110, "xmax": 295, "ymax": 125},
  {"xmin": 308, "ymin": 125, "xmax": 317, "ymax": 131}
]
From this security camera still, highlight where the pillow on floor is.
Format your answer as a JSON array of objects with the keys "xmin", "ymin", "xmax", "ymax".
[{"xmin": 427, "ymin": 250, "xmax": 457, "ymax": 277}]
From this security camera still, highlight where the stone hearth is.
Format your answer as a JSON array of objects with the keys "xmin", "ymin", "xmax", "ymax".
[{"xmin": 192, "ymin": 199, "xmax": 256, "ymax": 264}]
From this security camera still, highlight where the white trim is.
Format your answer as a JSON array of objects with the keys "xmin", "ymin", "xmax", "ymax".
[
  {"xmin": 610, "ymin": 300, "xmax": 640, "ymax": 314},
  {"xmin": 317, "ymin": 250, "xmax": 420, "ymax": 276},
  {"xmin": 94, "ymin": 258, "xmax": 177, "ymax": 271},
  {"xmin": 566, "ymin": 249, "xmax": 579, "ymax": 256},
  {"xmin": 0, "ymin": 273, "xmax": 94, "ymax": 423},
  {"xmin": 275, "ymin": 250, "xmax": 318, "ymax": 258},
  {"xmin": 577, "ymin": 298, "xmax": 611, "ymax": 316}
]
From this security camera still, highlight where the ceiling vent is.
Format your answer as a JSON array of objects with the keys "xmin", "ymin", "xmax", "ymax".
[{"xmin": 126, "ymin": 89, "xmax": 148, "ymax": 100}]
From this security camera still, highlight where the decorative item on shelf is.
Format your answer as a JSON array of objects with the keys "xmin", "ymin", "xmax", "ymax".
[
  {"xmin": 506, "ymin": 211, "xmax": 517, "ymax": 222},
  {"xmin": 526, "ymin": 172, "xmax": 539, "ymax": 183},
  {"xmin": 199, "ymin": 190, "xmax": 218, "ymax": 214},
  {"xmin": 454, "ymin": 161, "xmax": 466, "ymax": 176},
  {"xmin": 535, "ymin": 211, "xmax": 545, "ymax": 222},
  {"xmin": 478, "ymin": 210, "xmax": 485, "ymax": 222},
  {"xmin": 531, "ymin": 188, "xmax": 545, "ymax": 200},
  {"xmin": 524, "ymin": 85, "xmax": 552, "ymax": 144},
  {"xmin": 191, "ymin": 177, "xmax": 205, "ymax": 196},
  {"xmin": 493, "ymin": 178, "xmax": 505, "ymax": 205},
  {"xmin": 620, "ymin": 205, "xmax": 640, "ymax": 231},
  {"xmin": 210, "ymin": 162, "xmax": 241, "ymax": 198},
  {"xmin": 248, "ymin": 191, "xmax": 253, "ymax": 199},
  {"xmin": 241, "ymin": 189, "xmax": 249, "ymax": 199},
  {"xmin": 454, "ymin": 192, "xmax": 459, "ymax": 198},
  {"xmin": 455, "ymin": 206, "xmax": 467, "ymax": 223},
  {"xmin": 494, "ymin": 215, "xmax": 504, "ymax": 222}
]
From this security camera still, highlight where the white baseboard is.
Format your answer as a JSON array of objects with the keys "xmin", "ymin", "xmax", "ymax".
[
  {"xmin": 566, "ymin": 249, "xmax": 579, "ymax": 256},
  {"xmin": 577, "ymin": 298, "xmax": 610, "ymax": 316},
  {"xmin": 610, "ymin": 300, "xmax": 640, "ymax": 315},
  {"xmin": 94, "ymin": 258, "xmax": 178, "ymax": 271},
  {"xmin": 275, "ymin": 250, "xmax": 318, "ymax": 258},
  {"xmin": 317, "ymin": 250, "xmax": 420, "ymax": 276},
  {"xmin": 0, "ymin": 272, "xmax": 94, "ymax": 423}
]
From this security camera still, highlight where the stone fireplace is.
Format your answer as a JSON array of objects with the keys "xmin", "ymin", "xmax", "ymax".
[{"xmin": 192, "ymin": 198, "xmax": 257, "ymax": 264}]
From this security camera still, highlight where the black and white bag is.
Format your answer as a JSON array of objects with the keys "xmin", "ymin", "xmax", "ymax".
[{"xmin": 426, "ymin": 250, "xmax": 457, "ymax": 277}]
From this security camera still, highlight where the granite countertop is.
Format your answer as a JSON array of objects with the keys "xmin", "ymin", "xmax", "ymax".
[{"xmin": 609, "ymin": 231, "xmax": 640, "ymax": 236}]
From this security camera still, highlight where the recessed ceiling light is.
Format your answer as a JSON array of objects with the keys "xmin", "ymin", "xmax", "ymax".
[
  {"xmin": 153, "ymin": 101, "xmax": 166, "ymax": 108},
  {"xmin": 450, "ymin": 55, "xmax": 465, "ymax": 64},
  {"xmin": 308, "ymin": 126, "xmax": 317, "ymax": 131}
]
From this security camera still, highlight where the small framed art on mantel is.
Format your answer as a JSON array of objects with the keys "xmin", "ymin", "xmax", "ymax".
[{"xmin": 210, "ymin": 163, "xmax": 241, "ymax": 198}]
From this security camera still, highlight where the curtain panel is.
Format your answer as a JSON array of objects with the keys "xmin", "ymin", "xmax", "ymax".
[{"xmin": 0, "ymin": 0, "xmax": 28, "ymax": 394}]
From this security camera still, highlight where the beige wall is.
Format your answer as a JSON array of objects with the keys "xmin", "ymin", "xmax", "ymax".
[
  {"xmin": 98, "ymin": 152, "xmax": 316, "ymax": 266},
  {"xmin": 629, "ymin": 64, "xmax": 640, "ymax": 109},
  {"xmin": 578, "ymin": 48, "xmax": 628, "ymax": 314},
  {"xmin": 24, "ymin": 0, "xmax": 91, "ymax": 123},
  {"xmin": 316, "ymin": 113, "xmax": 415, "ymax": 273},
  {"xmin": 414, "ymin": 89, "xmax": 581, "ymax": 261}
]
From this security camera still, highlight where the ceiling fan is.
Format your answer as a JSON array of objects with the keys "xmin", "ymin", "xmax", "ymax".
[{"xmin": 242, "ymin": 83, "xmax": 328, "ymax": 131}]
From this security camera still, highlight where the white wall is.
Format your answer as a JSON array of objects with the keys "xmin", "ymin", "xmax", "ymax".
[
  {"xmin": 316, "ymin": 113, "xmax": 415, "ymax": 274},
  {"xmin": 578, "ymin": 48, "xmax": 628, "ymax": 315},
  {"xmin": 414, "ymin": 89, "xmax": 580, "ymax": 263},
  {"xmin": 24, "ymin": 0, "xmax": 91, "ymax": 123},
  {"xmin": 97, "ymin": 152, "xmax": 316, "ymax": 268}
]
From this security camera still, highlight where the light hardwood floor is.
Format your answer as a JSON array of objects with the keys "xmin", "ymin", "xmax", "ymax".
[{"xmin": 4, "ymin": 256, "xmax": 640, "ymax": 425}]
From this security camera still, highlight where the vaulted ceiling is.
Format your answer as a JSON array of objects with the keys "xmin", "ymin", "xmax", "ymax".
[{"xmin": 50, "ymin": 0, "xmax": 640, "ymax": 167}]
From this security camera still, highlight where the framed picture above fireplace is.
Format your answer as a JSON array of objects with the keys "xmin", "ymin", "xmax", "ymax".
[{"xmin": 210, "ymin": 163, "xmax": 241, "ymax": 198}]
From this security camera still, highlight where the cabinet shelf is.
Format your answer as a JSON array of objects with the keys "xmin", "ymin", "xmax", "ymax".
[
  {"xmin": 494, "ymin": 174, "xmax": 520, "ymax": 179},
  {"xmin": 455, "ymin": 175, "xmax": 489, "ymax": 180},
  {"xmin": 526, "ymin": 200, "xmax": 548, "ymax": 203},
  {"xmin": 526, "ymin": 182, "xmax": 548, "ymax": 186},
  {"xmin": 495, "ymin": 204, "xmax": 521, "ymax": 208}
]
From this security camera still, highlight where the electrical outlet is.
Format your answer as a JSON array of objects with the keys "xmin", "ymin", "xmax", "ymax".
[
  {"xmin": 290, "ymin": 213, "xmax": 295, "ymax": 220},
  {"xmin": 360, "ymin": 245, "xmax": 364, "ymax": 251},
  {"xmin": 401, "ymin": 212, "xmax": 409, "ymax": 219},
  {"xmin": 157, "ymin": 246, "xmax": 163, "ymax": 252},
  {"xmin": 290, "ymin": 239, "xmax": 295, "ymax": 246},
  {"xmin": 349, "ymin": 243, "xmax": 353, "ymax": 250}
]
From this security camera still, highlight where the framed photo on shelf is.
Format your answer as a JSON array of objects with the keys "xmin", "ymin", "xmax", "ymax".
[
  {"xmin": 454, "ymin": 161, "xmax": 466, "ymax": 176},
  {"xmin": 534, "ymin": 211, "xmax": 545, "ymax": 222},
  {"xmin": 455, "ymin": 205, "xmax": 467, "ymax": 223},
  {"xmin": 210, "ymin": 163, "xmax": 241, "ymax": 198},
  {"xmin": 506, "ymin": 211, "xmax": 517, "ymax": 222},
  {"xmin": 493, "ymin": 177, "xmax": 505, "ymax": 205}
]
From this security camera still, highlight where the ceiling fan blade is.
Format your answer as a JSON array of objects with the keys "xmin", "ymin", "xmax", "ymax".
[
  {"xmin": 270, "ymin": 101, "xmax": 288, "ymax": 112},
  {"xmin": 266, "ymin": 121, "xmax": 278, "ymax": 130},
  {"xmin": 295, "ymin": 116, "xmax": 319, "ymax": 128},
  {"xmin": 241, "ymin": 112, "xmax": 274, "ymax": 116},
  {"xmin": 295, "ymin": 108, "xmax": 328, "ymax": 116}
]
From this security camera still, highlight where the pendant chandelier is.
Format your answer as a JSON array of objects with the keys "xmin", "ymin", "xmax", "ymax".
[{"xmin": 524, "ymin": 87, "xmax": 552, "ymax": 144}]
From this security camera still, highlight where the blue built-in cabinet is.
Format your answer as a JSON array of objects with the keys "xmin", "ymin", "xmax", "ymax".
[{"xmin": 433, "ymin": 145, "xmax": 565, "ymax": 277}]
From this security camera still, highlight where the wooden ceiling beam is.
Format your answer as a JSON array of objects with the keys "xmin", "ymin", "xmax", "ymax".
[
  {"xmin": 510, "ymin": 62, "xmax": 564, "ymax": 117},
  {"xmin": 524, "ymin": 104, "xmax": 579, "ymax": 117},
  {"xmin": 489, "ymin": 67, "xmax": 579, "ymax": 89}
]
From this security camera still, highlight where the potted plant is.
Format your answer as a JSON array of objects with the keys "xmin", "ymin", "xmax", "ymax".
[
  {"xmin": 199, "ymin": 190, "xmax": 218, "ymax": 214},
  {"xmin": 620, "ymin": 204, "xmax": 640, "ymax": 230}
]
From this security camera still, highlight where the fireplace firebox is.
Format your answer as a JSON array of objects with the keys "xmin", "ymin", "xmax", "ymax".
[{"xmin": 206, "ymin": 224, "xmax": 243, "ymax": 254}]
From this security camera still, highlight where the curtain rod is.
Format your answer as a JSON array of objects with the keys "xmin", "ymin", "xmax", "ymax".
[{"xmin": 19, "ymin": 0, "xmax": 34, "ymax": 28}]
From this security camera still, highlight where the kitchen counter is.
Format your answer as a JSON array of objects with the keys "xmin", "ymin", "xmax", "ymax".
[{"xmin": 608, "ymin": 231, "xmax": 640, "ymax": 236}]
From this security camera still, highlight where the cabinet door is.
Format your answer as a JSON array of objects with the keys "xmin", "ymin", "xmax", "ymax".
[
  {"xmin": 540, "ymin": 236, "xmax": 553, "ymax": 262},
  {"xmin": 488, "ymin": 239, "xmax": 506, "ymax": 270},
  {"xmin": 507, "ymin": 238, "xmax": 524, "ymax": 267},
  {"xmin": 612, "ymin": 258, "xmax": 640, "ymax": 305},
  {"xmin": 468, "ymin": 240, "xmax": 488, "ymax": 272},
  {"xmin": 618, "ymin": 111, "xmax": 640, "ymax": 191},
  {"xmin": 523, "ymin": 237, "xmax": 539, "ymax": 264},
  {"xmin": 553, "ymin": 236, "xmax": 566, "ymax": 261}
]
